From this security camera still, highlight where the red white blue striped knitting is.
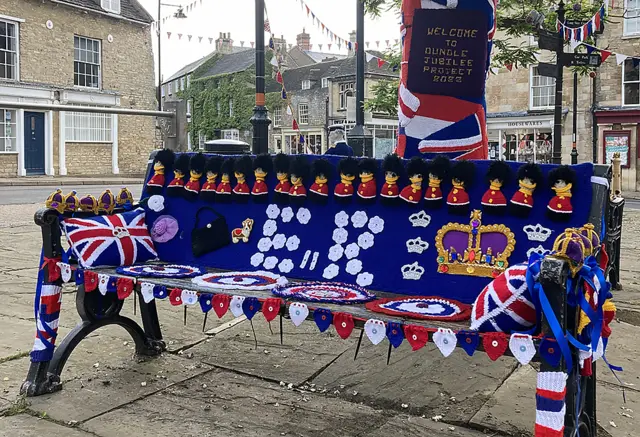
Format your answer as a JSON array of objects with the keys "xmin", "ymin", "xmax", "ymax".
[
  {"xmin": 31, "ymin": 284, "xmax": 62, "ymax": 362},
  {"xmin": 470, "ymin": 264, "xmax": 537, "ymax": 333},
  {"xmin": 535, "ymin": 371, "xmax": 567, "ymax": 437}
]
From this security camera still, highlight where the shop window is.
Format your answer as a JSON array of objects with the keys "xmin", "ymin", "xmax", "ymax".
[
  {"xmin": 623, "ymin": 58, "xmax": 640, "ymax": 106},
  {"xmin": 530, "ymin": 66, "xmax": 555, "ymax": 110},
  {"xmin": 624, "ymin": 0, "xmax": 640, "ymax": 36},
  {"xmin": 305, "ymin": 134, "xmax": 322, "ymax": 154},
  {"xmin": 0, "ymin": 109, "xmax": 17, "ymax": 152},
  {"xmin": 65, "ymin": 109, "xmax": 113, "ymax": 143},
  {"xmin": 0, "ymin": 19, "xmax": 19, "ymax": 81}
]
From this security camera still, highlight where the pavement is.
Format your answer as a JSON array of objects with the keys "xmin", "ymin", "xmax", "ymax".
[
  {"xmin": 0, "ymin": 176, "xmax": 144, "ymax": 187},
  {"xmin": 0, "ymin": 195, "xmax": 637, "ymax": 436}
]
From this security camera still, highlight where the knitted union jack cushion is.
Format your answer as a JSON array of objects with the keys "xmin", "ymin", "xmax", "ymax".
[
  {"xmin": 470, "ymin": 264, "xmax": 537, "ymax": 333},
  {"xmin": 62, "ymin": 208, "xmax": 157, "ymax": 268}
]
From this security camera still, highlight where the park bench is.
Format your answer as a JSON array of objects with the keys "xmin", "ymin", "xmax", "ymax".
[{"xmin": 21, "ymin": 151, "xmax": 624, "ymax": 437}]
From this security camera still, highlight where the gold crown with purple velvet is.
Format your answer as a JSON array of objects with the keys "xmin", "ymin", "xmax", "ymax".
[
  {"xmin": 98, "ymin": 189, "xmax": 116, "ymax": 214},
  {"xmin": 64, "ymin": 191, "xmax": 80, "ymax": 212},
  {"xmin": 45, "ymin": 189, "xmax": 66, "ymax": 213},
  {"xmin": 435, "ymin": 209, "xmax": 516, "ymax": 279},
  {"xmin": 116, "ymin": 187, "xmax": 134, "ymax": 206},
  {"xmin": 80, "ymin": 194, "xmax": 99, "ymax": 214}
]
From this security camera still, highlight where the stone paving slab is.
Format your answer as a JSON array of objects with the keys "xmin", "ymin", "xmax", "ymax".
[
  {"xmin": 597, "ymin": 321, "xmax": 640, "ymax": 389},
  {"xmin": 80, "ymin": 367, "xmax": 390, "ymax": 437},
  {"xmin": 0, "ymin": 414, "xmax": 95, "ymax": 437},
  {"xmin": 0, "ymin": 315, "xmax": 67, "ymax": 362},
  {"xmin": 310, "ymin": 339, "xmax": 516, "ymax": 423},
  {"xmin": 185, "ymin": 316, "xmax": 355, "ymax": 386},
  {"xmin": 368, "ymin": 415, "xmax": 491, "ymax": 437}
]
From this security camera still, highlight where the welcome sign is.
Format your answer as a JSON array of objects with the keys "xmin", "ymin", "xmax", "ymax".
[{"xmin": 407, "ymin": 9, "xmax": 488, "ymax": 99}]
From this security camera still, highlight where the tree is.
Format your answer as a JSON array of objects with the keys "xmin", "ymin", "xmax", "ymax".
[{"xmin": 363, "ymin": 0, "xmax": 603, "ymax": 115}]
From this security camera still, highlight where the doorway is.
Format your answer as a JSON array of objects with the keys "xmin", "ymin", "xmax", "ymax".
[{"xmin": 24, "ymin": 112, "xmax": 45, "ymax": 175}]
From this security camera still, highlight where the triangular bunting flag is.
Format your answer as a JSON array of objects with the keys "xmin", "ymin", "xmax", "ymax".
[
  {"xmin": 199, "ymin": 293, "xmax": 213, "ymax": 313},
  {"xmin": 167, "ymin": 32, "xmax": 172, "ymax": 39},
  {"xmin": 505, "ymin": 63, "xmax": 513, "ymax": 72},
  {"xmin": 364, "ymin": 319, "xmax": 386, "ymax": 345},
  {"xmin": 333, "ymin": 313, "xmax": 354, "ymax": 339},
  {"xmin": 509, "ymin": 334, "xmax": 536, "ymax": 365},
  {"xmin": 386, "ymin": 322, "xmax": 404, "ymax": 348},
  {"xmin": 230, "ymin": 295, "xmax": 245, "ymax": 318},
  {"xmin": 242, "ymin": 297, "xmax": 261, "ymax": 320},
  {"xmin": 456, "ymin": 331, "xmax": 479, "ymax": 356},
  {"xmin": 276, "ymin": 71, "xmax": 283, "ymax": 84},
  {"xmin": 616, "ymin": 53, "xmax": 628, "ymax": 65},
  {"xmin": 377, "ymin": 58, "xmax": 385, "ymax": 68},
  {"xmin": 601, "ymin": 50, "xmax": 612, "ymax": 63},
  {"xmin": 404, "ymin": 325, "xmax": 429, "ymax": 351},
  {"xmin": 539, "ymin": 336, "xmax": 562, "ymax": 367},
  {"xmin": 365, "ymin": 53, "xmax": 374, "ymax": 62},
  {"xmin": 314, "ymin": 308, "xmax": 333, "ymax": 332},
  {"xmin": 262, "ymin": 298, "xmax": 282, "ymax": 322},
  {"xmin": 293, "ymin": 119, "xmax": 299, "ymax": 130}
]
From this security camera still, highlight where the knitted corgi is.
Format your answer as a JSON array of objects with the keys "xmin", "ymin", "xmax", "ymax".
[
  {"xmin": 510, "ymin": 163, "xmax": 542, "ymax": 218},
  {"xmin": 381, "ymin": 153, "xmax": 403, "ymax": 206},
  {"xmin": 424, "ymin": 155, "xmax": 449, "ymax": 209},
  {"xmin": 201, "ymin": 156, "xmax": 223, "ymax": 202},
  {"xmin": 547, "ymin": 165, "xmax": 576, "ymax": 222},
  {"xmin": 446, "ymin": 160, "xmax": 475, "ymax": 216},
  {"xmin": 274, "ymin": 153, "xmax": 291, "ymax": 205},
  {"xmin": 232, "ymin": 155, "xmax": 252, "ymax": 204},
  {"xmin": 167, "ymin": 154, "xmax": 190, "ymax": 198},
  {"xmin": 146, "ymin": 149, "xmax": 175, "ymax": 195},
  {"xmin": 357, "ymin": 158, "xmax": 378, "ymax": 204},
  {"xmin": 399, "ymin": 156, "xmax": 427, "ymax": 205},
  {"xmin": 334, "ymin": 157, "xmax": 358, "ymax": 204},
  {"xmin": 216, "ymin": 159, "xmax": 233, "ymax": 203},
  {"xmin": 184, "ymin": 153, "xmax": 206, "ymax": 200},
  {"xmin": 309, "ymin": 158, "xmax": 332, "ymax": 205},
  {"xmin": 289, "ymin": 156, "xmax": 310, "ymax": 206},
  {"xmin": 252, "ymin": 154, "xmax": 273, "ymax": 204},
  {"xmin": 481, "ymin": 160, "xmax": 511, "ymax": 216}
]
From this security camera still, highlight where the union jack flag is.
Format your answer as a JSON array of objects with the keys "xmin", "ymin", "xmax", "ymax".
[{"xmin": 62, "ymin": 209, "xmax": 157, "ymax": 268}]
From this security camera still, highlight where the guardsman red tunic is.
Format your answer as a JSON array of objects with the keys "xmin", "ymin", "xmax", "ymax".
[
  {"xmin": 275, "ymin": 178, "xmax": 291, "ymax": 195},
  {"xmin": 168, "ymin": 172, "xmax": 185, "ymax": 188},
  {"xmin": 424, "ymin": 177, "xmax": 443, "ymax": 202},
  {"xmin": 547, "ymin": 184, "xmax": 573, "ymax": 215},
  {"xmin": 252, "ymin": 178, "xmax": 268, "ymax": 197},
  {"xmin": 147, "ymin": 172, "xmax": 165, "ymax": 189},
  {"xmin": 481, "ymin": 181, "xmax": 507, "ymax": 207},
  {"xmin": 510, "ymin": 182, "xmax": 535, "ymax": 210},
  {"xmin": 334, "ymin": 175, "xmax": 355, "ymax": 199},
  {"xmin": 216, "ymin": 177, "xmax": 232, "ymax": 196},
  {"xmin": 185, "ymin": 171, "xmax": 203, "ymax": 195},
  {"xmin": 201, "ymin": 174, "xmax": 218, "ymax": 193},
  {"xmin": 446, "ymin": 183, "xmax": 470, "ymax": 207},
  {"xmin": 289, "ymin": 182, "xmax": 307, "ymax": 199},
  {"xmin": 357, "ymin": 175, "xmax": 377, "ymax": 200},
  {"xmin": 400, "ymin": 183, "xmax": 422, "ymax": 204},
  {"xmin": 233, "ymin": 181, "xmax": 250, "ymax": 197},
  {"xmin": 381, "ymin": 176, "xmax": 400, "ymax": 200},
  {"xmin": 310, "ymin": 180, "xmax": 329, "ymax": 197}
]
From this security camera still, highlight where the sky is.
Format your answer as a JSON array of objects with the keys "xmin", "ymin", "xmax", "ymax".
[{"xmin": 136, "ymin": 0, "xmax": 401, "ymax": 81}]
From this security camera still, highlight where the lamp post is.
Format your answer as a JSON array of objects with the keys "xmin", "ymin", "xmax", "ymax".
[
  {"xmin": 571, "ymin": 70, "xmax": 578, "ymax": 164},
  {"xmin": 250, "ymin": 0, "xmax": 271, "ymax": 155},
  {"xmin": 156, "ymin": 3, "xmax": 187, "ymax": 112},
  {"xmin": 552, "ymin": 0, "xmax": 565, "ymax": 164}
]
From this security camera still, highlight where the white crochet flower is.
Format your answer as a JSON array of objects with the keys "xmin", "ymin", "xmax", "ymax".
[
  {"xmin": 351, "ymin": 211, "xmax": 368, "ymax": 228},
  {"xmin": 323, "ymin": 263, "xmax": 340, "ymax": 280},
  {"xmin": 266, "ymin": 204, "xmax": 280, "ymax": 219},
  {"xmin": 368, "ymin": 216, "xmax": 385, "ymax": 234},
  {"xmin": 296, "ymin": 207, "xmax": 311, "ymax": 225},
  {"xmin": 286, "ymin": 235, "xmax": 301, "ymax": 252},
  {"xmin": 328, "ymin": 244, "xmax": 344, "ymax": 262},
  {"xmin": 263, "ymin": 219, "xmax": 277, "ymax": 237},
  {"xmin": 281, "ymin": 207, "xmax": 294, "ymax": 223},
  {"xmin": 357, "ymin": 232, "xmax": 375, "ymax": 250},
  {"xmin": 278, "ymin": 259, "xmax": 294, "ymax": 273},
  {"xmin": 346, "ymin": 259, "xmax": 363, "ymax": 275},
  {"xmin": 148, "ymin": 195, "xmax": 165, "ymax": 212},
  {"xmin": 357, "ymin": 272, "xmax": 374, "ymax": 287},
  {"xmin": 250, "ymin": 253, "xmax": 265, "ymax": 267},
  {"xmin": 258, "ymin": 237, "xmax": 273, "ymax": 253},
  {"xmin": 332, "ymin": 227, "xmax": 348, "ymax": 245},
  {"xmin": 334, "ymin": 211, "xmax": 349, "ymax": 228},
  {"xmin": 263, "ymin": 256, "xmax": 278, "ymax": 270},
  {"xmin": 345, "ymin": 243, "xmax": 360, "ymax": 260},
  {"xmin": 272, "ymin": 233, "xmax": 286, "ymax": 250}
]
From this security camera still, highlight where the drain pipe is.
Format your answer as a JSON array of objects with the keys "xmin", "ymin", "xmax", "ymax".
[{"xmin": 591, "ymin": 34, "xmax": 599, "ymax": 164}]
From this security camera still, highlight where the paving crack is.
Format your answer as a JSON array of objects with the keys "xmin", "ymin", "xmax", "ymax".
[{"xmin": 0, "ymin": 351, "xmax": 30, "ymax": 364}]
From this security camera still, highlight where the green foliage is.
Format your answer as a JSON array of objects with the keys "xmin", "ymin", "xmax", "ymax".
[{"xmin": 361, "ymin": 0, "xmax": 605, "ymax": 116}]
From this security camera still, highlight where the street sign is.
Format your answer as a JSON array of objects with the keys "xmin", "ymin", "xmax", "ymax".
[
  {"xmin": 565, "ymin": 19, "xmax": 585, "ymax": 28},
  {"xmin": 562, "ymin": 53, "xmax": 602, "ymax": 67},
  {"xmin": 537, "ymin": 62, "xmax": 557, "ymax": 78},
  {"xmin": 538, "ymin": 29, "xmax": 561, "ymax": 51}
]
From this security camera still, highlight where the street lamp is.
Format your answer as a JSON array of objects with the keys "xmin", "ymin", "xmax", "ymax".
[{"xmin": 156, "ymin": 3, "xmax": 187, "ymax": 112}]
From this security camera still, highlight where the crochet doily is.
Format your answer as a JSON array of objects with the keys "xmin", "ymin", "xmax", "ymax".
[
  {"xmin": 116, "ymin": 264, "xmax": 203, "ymax": 278},
  {"xmin": 272, "ymin": 281, "xmax": 376, "ymax": 304},
  {"xmin": 365, "ymin": 296, "xmax": 471, "ymax": 321},
  {"xmin": 192, "ymin": 271, "xmax": 286, "ymax": 291}
]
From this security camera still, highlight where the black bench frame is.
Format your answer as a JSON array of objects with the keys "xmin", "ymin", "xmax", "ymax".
[{"xmin": 20, "ymin": 162, "xmax": 623, "ymax": 437}]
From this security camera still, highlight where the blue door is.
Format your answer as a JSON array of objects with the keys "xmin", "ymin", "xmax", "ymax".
[{"xmin": 24, "ymin": 112, "xmax": 45, "ymax": 175}]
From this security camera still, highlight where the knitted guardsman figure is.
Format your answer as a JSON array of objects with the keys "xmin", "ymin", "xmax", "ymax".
[
  {"xmin": 547, "ymin": 165, "xmax": 576, "ymax": 222},
  {"xmin": 400, "ymin": 156, "xmax": 427, "ymax": 205},
  {"xmin": 357, "ymin": 158, "xmax": 379, "ymax": 204},
  {"xmin": 309, "ymin": 158, "xmax": 332, "ymax": 205},
  {"xmin": 184, "ymin": 153, "xmax": 206, "ymax": 200},
  {"xmin": 381, "ymin": 153, "xmax": 403, "ymax": 206},
  {"xmin": 334, "ymin": 157, "xmax": 359, "ymax": 204},
  {"xmin": 146, "ymin": 149, "xmax": 175, "ymax": 195},
  {"xmin": 252, "ymin": 154, "xmax": 273, "ymax": 204},
  {"xmin": 510, "ymin": 163, "xmax": 542, "ymax": 218},
  {"xmin": 424, "ymin": 155, "xmax": 450, "ymax": 209},
  {"xmin": 201, "ymin": 156, "xmax": 223, "ymax": 202},
  {"xmin": 167, "ymin": 154, "xmax": 190, "ymax": 198},
  {"xmin": 232, "ymin": 155, "xmax": 252, "ymax": 204},
  {"xmin": 481, "ymin": 160, "xmax": 511, "ymax": 216},
  {"xmin": 447, "ymin": 160, "xmax": 475, "ymax": 216},
  {"xmin": 289, "ymin": 156, "xmax": 310, "ymax": 206},
  {"xmin": 396, "ymin": 0, "xmax": 496, "ymax": 160},
  {"xmin": 216, "ymin": 159, "xmax": 233, "ymax": 203},
  {"xmin": 274, "ymin": 153, "xmax": 291, "ymax": 205}
]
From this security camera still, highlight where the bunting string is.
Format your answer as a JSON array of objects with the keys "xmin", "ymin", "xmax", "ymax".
[{"xmin": 556, "ymin": 2, "xmax": 607, "ymax": 42}]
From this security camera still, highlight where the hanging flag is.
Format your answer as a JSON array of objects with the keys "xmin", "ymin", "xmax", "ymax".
[
  {"xmin": 505, "ymin": 63, "xmax": 513, "ymax": 72},
  {"xmin": 306, "ymin": 5, "xmax": 310, "ymax": 15},
  {"xmin": 286, "ymin": 105, "xmax": 292, "ymax": 116},
  {"xmin": 616, "ymin": 53, "xmax": 628, "ymax": 65},
  {"xmin": 365, "ymin": 52, "xmax": 374, "ymax": 62},
  {"xmin": 251, "ymin": 42, "xmax": 255, "ymax": 47},
  {"xmin": 198, "ymin": 36, "xmax": 203, "ymax": 43},
  {"xmin": 366, "ymin": 42, "xmax": 370, "ymax": 48},
  {"xmin": 178, "ymin": 33, "xmax": 183, "ymax": 40},
  {"xmin": 276, "ymin": 71, "xmax": 283, "ymax": 84},
  {"xmin": 321, "ymin": 23, "xmax": 325, "ymax": 31},
  {"xmin": 264, "ymin": 19, "xmax": 271, "ymax": 33},
  {"xmin": 385, "ymin": 40, "xmax": 390, "ymax": 47},
  {"xmin": 376, "ymin": 41, "xmax": 380, "ymax": 48},
  {"xmin": 355, "ymin": 42, "xmax": 358, "ymax": 52},
  {"xmin": 328, "ymin": 43, "xmax": 332, "ymax": 50},
  {"xmin": 269, "ymin": 37, "xmax": 274, "ymax": 49},
  {"xmin": 347, "ymin": 42, "xmax": 352, "ymax": 51},
  {"xmin": 299, "ymin": 135, "xmax": 305, "ymax": 145},
  {"xmin": 293, "ymin": 119, "xmax": 299, "ymax": 130},
  {"xmin": 167, "ymin": 32, "xmax": 172, "ymax": 39},
  {"xmin": 281, "ymin": 89, "xmax": 287, "ymax": 99},
  {"xmin": 209, "ymin": 37, "xmax": 213, "ymax": 44},
  {"xmin": 601, "ymin": 50, "xmax": 612, "ymax": 63},
  {"xmin": 270, "ymin": 56, "xmax": 279, "ymax": 67},
  {"xmin": 377, "ymin": 58, "xmax": 386, "ymax": 68},
  {"xmin": 188, "ymin": 35, "xmax": 192, "ymax": 41}
]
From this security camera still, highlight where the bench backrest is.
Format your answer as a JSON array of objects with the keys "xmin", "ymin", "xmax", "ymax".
[{"xmin": 143, "ymin": 153, "xmax": 599, "ymax": 304}]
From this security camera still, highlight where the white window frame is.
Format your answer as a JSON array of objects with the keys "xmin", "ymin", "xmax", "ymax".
[
  {"xmin": 161, "ymin": 85, "xmax": 166, "ymax": 98},
  {"xmin": 74, "ymin": 35, "xmax": 102, "ymax": 89},
  {"xmin": 229, "ymin": 99, "xmax": 234, "ymax": 117},
  {"xmin": 168, "ymin": 82, "xmax": 173, "ymax": 95},
  {"xmin": 101, "ymin": 0, "xmax": 121, "ymax": 14},
  {"xmin": 302, "ymin": 80, "xmax": 311, "ymax": 90},
  {"xmin": 217, "ymin": 101, "xmax": 221, "ymax": 116},
  {"xmin": 624, "ymin": 0, "xmax": 640, "ymax": 36},
  {"xmin": 339, "ymin": 83, "xmax": 354, "ymax": 110},
  {"xmin": 529, "ymin": 66, "xmax": 555, "ymax": 110},
  {"xmin": 0, "ymin": 108, "xmax": 17, "ymax": 153},
  {"xmin": 180, "ymin": 77, "xmax": 185, "ymax": 91},
  {"xmin": 273, "ymin": 106, "xmax": 282, "ymax": 127},
  {"xmin": 0, "ymin": 18, "xmax": 20, "ymax": 81},
  {"xmin": 187, "ymin": 74, "xmax": 191, "ymax": 88},
  {"xmin": 321, "ymin": 77, "xmax": 329, "ymax": 88},
  {"xmin": 65, "ymin": 107, "xmax": 113, "ymax": 143},
  {"xmin": 221, "ymin": 129, "xmax": 239, "ymax": 141},
  {"xmin": 298, "ymin": 103, "xmax": 309, "ymax": 125},
  {"xmin": 622, "ymin": 58, "xmax": 640, "ymax": 106}
]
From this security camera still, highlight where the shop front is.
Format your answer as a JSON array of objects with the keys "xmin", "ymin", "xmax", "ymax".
[{"xmin": 486, "ymin": 112, "xmax": 555, "ymax": 163}]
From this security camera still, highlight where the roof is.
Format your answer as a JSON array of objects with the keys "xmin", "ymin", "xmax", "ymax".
[
  {"xmin": 197, "ymin": 49, "xmax": 256, "ymax": 79},
  {"xmin": 327, "ymin": 53, "xmax": 397, "ymax": 79},
  {"xmin": 304, "ymin": 51, "xmax": 347, "ymax": 63},
  {"xmin": 280, "ymin": 58, "xmax": 344, "ymax": 91},
  {"xmin": 52, "ymin": 0, "xmax": 154, "ymax": 23},
  {"xmin": 165, "ymin": 47, "xmax": 252, "ymax": 83}
]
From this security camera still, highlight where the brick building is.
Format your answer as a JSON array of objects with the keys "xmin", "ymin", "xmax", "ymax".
[{"xmin": 0, "ymin": 0, "xmax": 155, "ymax": 177}]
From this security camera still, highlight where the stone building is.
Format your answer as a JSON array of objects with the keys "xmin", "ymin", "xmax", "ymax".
[
  {"xmin": 0, "ymin": 0, "xmax": 155, "ymax": 177},
  {"xmin": 485, "ymin": 2, "xmax": 640, "ymax": 191}
]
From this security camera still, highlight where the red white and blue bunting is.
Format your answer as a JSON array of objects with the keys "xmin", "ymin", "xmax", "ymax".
[{"xmin": 557, "ymin": 3, "xmax": 607, "ymax": 42}]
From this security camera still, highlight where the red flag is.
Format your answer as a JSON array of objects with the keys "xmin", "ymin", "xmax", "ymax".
[
  {"xmin": 167, "ymin": 32, "xmax": 172, "ymax": 39},
  {"xmin": 601, "ymin": 50, "xmax": 612, "ymax": 63},
  {"xmin": 293, "ymin": 119, "xmax": 299, "ymax": 130},
  {"xmin": 116, "ymin": 277, "xmax": 134, "ymax": 300},
  {"xmin": 377, "ymin": 58, "xmax": 385, "ymax": 68},
  {"xmin": 355, "ymin": 42, "xmax": 358, "ymax": 52},
  {"xmin": 321, "ymin": 23, "xmax": 325, "ymax": 31},
  {"xmin": 276, "ymin": 71, "xmax": 283, "ymax": 84},
  {"xmin": 328, "ymin": 43, "xmax": 332, "ymax": 50},
  {"xmin": 264, "ymin": 19, "xmax": 271, "ymax": 33},
  {"xmin": 306, "ymin": 5, "xmax": 310, "ymax": 15},
  {"xmin": 262, "ymin": 298, "xmax": 282, "ymax": 322},
  {"xmin": 594, "ymin": 12, "xmax": 601, "ymax": 31},
  {"xmin": 505, "ymin": 63, "xmax": 513, "ymax": 72},
  {"xmin": 178, "ymin": 33, "xmax": 183, "ymax": 40}
]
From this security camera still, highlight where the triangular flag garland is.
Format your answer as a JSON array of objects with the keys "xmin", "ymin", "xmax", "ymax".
[
  {"xmin": 557, "ymin": 3, "xmax": 607, "ymax": 42},
  {"xmin": 571, "ymin": 41, "xmax": 639, "ymax": 67}
]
